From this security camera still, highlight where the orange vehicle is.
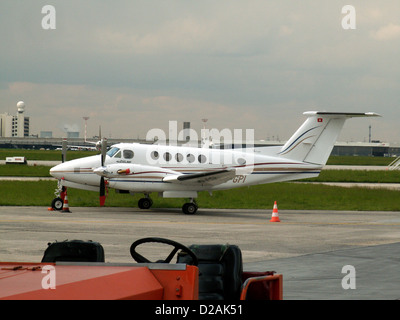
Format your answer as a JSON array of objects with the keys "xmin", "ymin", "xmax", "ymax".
[{"xmin": 0, "ymin": 238, "xmax": 282, "ymax": 300}]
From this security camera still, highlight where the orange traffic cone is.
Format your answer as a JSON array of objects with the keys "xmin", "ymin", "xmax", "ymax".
[
  {"xmin": 62, "ymin": 193, "xmax": 71, "ymax": 213},
  {"xmin": 270, "ymin": 201, "xmax": 280, "ymax": 222}
]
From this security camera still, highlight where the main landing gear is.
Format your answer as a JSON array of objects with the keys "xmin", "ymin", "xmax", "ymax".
[
  {"xmin": 182, "ymin": 199, "xmax": 198, "ymax": 215},
  {"xmin": 137, "ymin": 195, "xmax": 198, "ymax": 215},
  {"xmin": 138, "ymin": 197, "xmax": 153, "ymax": 209}
]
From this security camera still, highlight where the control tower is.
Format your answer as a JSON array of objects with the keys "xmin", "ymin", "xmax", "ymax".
[{"xmin": 14, "ymin": 101, "xmax": 30, "ymax": 137}]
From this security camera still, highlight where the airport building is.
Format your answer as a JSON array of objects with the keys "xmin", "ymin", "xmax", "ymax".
[
  {"xmin": 0, "ymin": 101, "xmax": 29, "ymax": 138},
  {"xmin": 330, "ymin": 141, "xmax": 390, "ymax": 157},
  {"xmin": 0, "ymin": 114, "xmax": 398, "ymax": 156}
]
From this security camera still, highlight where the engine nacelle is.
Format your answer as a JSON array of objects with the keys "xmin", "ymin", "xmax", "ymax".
[{"xmin": 93, "ymin": 163, "xmax": 177, "ymax": 178}]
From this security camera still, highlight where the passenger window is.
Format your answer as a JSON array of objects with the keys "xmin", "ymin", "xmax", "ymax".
[
  {"xmin": 187, "ymin": 154, "xmax": 195, "ymax": 163},
  {"xmin": 123, "ymin": 150, "xmax": 134, "ymax": 159},
  {"xmin": 151, "ymin": 151, "xmax": 159, "ymax": 160},
  {"xmin": 198, "ymin": 154, "xmax": 207, "ymax": 164},
  {"xmin": 175, "ymin": 153, "xmax": 183, "ymax": 162},
  {"xmin": 164, "ymin": 152, "xmax": 172, "ymax": 162}
]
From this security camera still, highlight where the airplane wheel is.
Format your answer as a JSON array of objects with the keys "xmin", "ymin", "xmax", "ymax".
[
  {"xmin": 138, "ymin": 198, "xmax": 153, "ymax": 209},
  {"xmin": 51, "ymin": 197, "xmax": 63, "ymax": 211},
  {"xmin": 182, "ymin": 203, "xmax": 198, "ymax": 215}
]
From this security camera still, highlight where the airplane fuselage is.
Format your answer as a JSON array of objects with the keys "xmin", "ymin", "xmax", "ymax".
[{"xmin": 50, "ymin": 142, "xmax": 321, "ymax": 194}]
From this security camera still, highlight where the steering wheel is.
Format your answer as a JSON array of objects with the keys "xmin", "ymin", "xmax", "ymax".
[{"xmin": 130, "ymin": 237, "xmax": 198, "ymax": 266}]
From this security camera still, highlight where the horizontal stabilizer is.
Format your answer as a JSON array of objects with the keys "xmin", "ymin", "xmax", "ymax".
[{"xmin": 303, "ymin": 111, "xmax": 381, "ymax": 118}]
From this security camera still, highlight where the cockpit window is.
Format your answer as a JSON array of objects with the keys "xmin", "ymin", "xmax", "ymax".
[
  {"xmin": 123, "ymin": 150, "xmax": 134, "ymax": 159},
  {"xmin": 107, "ymin": 147, "xmax": 120, "ymax": 158},
  {"xmin": 114, "ymin": 151, "xmax": 121, "ymax": 158}
]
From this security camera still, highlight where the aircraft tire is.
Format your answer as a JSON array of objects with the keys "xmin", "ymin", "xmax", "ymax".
[
  {"xmin": 138, "ymin": 198, "xmax": 153, "ymax": 209},
  {"xmin": 51, "ymin": 197, "xmax": 63, "ymax": 211},
  {"xmin": 182, "ymin": 203, "xmax": 198, "ymax": 215}
]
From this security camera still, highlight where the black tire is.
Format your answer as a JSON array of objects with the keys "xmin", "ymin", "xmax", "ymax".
[
  {"xmin": 51, "ymin": 197, "xmax": 63, "ymax": 211},
  {"xmin": 182, "ymin": 203, "xmax": 198, "ymax": 215},
  {"xmin": 138, "ymin": 198, "xmax": 152, "ymax": 209}
]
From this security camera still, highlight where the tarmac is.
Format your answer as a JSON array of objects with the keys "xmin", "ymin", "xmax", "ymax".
[{"xmin": 0, "ymin": 206, "xmax": 399, "ymax": 300}]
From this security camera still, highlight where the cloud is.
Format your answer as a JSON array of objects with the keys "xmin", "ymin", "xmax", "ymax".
[
  {"xmin": 1, "ymin": 81, "xmax": 248, "ymax": 139},
  {"xmin": 95, "ymin": 17, "xmax": 217, "ymax": 55},
  {"xmin": 279, "ymin": 26, "xmax": 294, "ymax": 37},
  {"xmin": 371, "ymin": 23, "xmax": 400, "ymax": 40},
  {"xmin": 1, "ymin": 1, "xmax": 400, "ymax": 143}
]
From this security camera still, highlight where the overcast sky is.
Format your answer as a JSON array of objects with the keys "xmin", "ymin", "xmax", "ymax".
[{"xmin": 1, "ymin": 1, "xmax": 399, "ymax": 143}]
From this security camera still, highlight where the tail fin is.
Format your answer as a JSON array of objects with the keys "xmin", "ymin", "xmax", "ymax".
[{"xmin": 278, "ymin": 112, "xmax": 380, "ymax": 165}]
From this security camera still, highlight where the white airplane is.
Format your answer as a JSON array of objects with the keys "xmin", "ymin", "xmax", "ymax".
[
  {"xmin": 54, "ymin": 127, "xmax": 103, "ymax": 152},
  {"xmin": 49, "ymin": 111, "xmax": 380, "ymax": 214}
]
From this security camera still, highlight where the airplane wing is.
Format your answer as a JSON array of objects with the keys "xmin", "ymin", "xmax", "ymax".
[{"xmin": 163, "ymin": 169, "xmax": 236, "ymax": 186}]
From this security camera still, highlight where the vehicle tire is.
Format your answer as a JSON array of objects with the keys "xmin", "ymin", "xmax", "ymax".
[
  {"xmin": 51, "ymin": 197, "xmax": 63, "ymax": 211},
  {"xmin": 182, "ymin": 203, "xmax": 198, "ymax": 215},
  {"xmin": 138, "ymin": 198, "xmax": 152, "ymax": 209}
]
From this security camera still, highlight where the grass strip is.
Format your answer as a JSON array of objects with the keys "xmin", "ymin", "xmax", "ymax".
[
  {"xmin": 1, "ymin": 181, "xmax": 399, "ymax": 211},
  {"xmin": 0, "ymin": 165, "xmax": 51, "ymax": 177}
]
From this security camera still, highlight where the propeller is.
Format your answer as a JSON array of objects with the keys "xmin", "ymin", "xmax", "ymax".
[{"xmin": 99, "ymin": 138, "xmax": 107, "ymax": 207}]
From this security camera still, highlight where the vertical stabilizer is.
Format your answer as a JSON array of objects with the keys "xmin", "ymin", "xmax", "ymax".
[{"xmin": 278, "ymin": 112, "xmax": 380, "ymax": 165}]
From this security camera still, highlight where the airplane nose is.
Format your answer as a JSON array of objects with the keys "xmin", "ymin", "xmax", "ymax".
[{"xmin": 49, "ymin": 163, "xmax": 63, "ymax": 179}]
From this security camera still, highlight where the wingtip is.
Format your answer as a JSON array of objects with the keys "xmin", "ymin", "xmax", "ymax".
[{"xmin": 365, "ymin": 112, "xmax": 382, "ymax": 117}]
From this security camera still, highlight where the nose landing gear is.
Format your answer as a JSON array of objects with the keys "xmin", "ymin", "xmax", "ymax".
[{"xmin": 50, "ymin": 182, "xmax": 66, "ymax": 211}]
